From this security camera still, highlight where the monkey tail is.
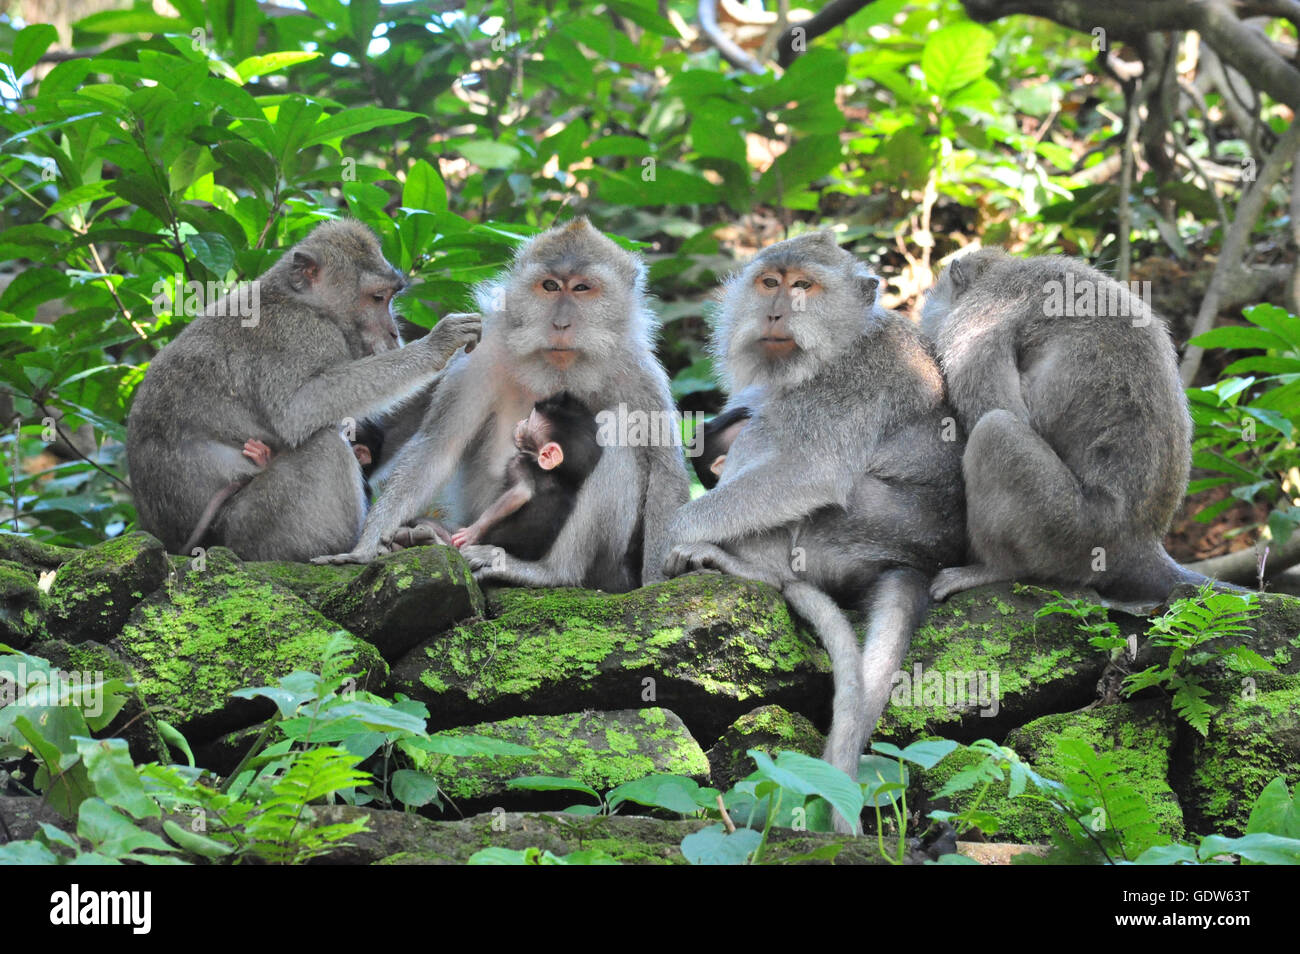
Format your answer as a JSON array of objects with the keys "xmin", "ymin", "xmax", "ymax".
[
  {"xmin": 783, "ymin": 568, "xmax": 928, "ymax": 835},
  {"xmin": 1113, "ymin": 548, "xmax": 1252, "ymax": 603},
  {"xmin": 180, "ymin": 477, "xmax": 252, "ymax": 555}
]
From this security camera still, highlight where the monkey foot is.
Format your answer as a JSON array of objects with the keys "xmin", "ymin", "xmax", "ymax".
[
  {"xmin": 311, "ymin": 548, "xmax": 380, "ymax": 565},
  {"xmin": 930, "ymin": 565, "xmax": 1008, "ymax": 602},
  {"xmin": 385, "ymin": 519, "xmax": 454, "ymax": 549},
  {"xmin": 459, "ymin": 544, "xmax": 504, "ymax": 573},
  {"xmin": 242, "ymin": 438, "xmax": 273, "ymax": 468}
]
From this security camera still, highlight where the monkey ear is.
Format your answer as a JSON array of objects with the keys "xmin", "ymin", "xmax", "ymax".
[
  {"xmin": 537, "ymin": 441, "xmax": 565, "ymax": 471},
  {"xmin": 858, "ymin": 274, "xmax": 881, "ymax": 307},
  {"xmin": 709, "ymin": 454, "xmax": 727, "ymax": 477},
  {"xmin": 289, "ymin": 250, "xmax": 321, "ymax": 292}
]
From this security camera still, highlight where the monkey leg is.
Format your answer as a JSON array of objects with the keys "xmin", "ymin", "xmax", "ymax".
[
  {"xmin": 783, "ymin": 581, "xmax": 866, "ymax": 835},
  {"xmin": 663, "ymin": 542, "xmax": 784, "ymax": 590},
  {"xmin": 218, "ymin": 430, "xmax": 365, "ymax": 562},
  {"xmin": 939, "ymin": 408, "xmax": 1092, "ymax": 600}
]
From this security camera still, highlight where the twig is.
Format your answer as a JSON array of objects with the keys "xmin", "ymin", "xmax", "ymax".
[
  {"xmin": 698, "ymin": 0, "xmax": 764, "ymax": 74},
  {"xmin": 716, "ymin": 793, "xmax": 736, "ymax": 832}
]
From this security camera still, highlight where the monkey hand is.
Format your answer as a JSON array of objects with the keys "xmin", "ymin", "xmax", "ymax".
[
  {"xmin": 424, "ymin": 312, "xmax": 483, "ymax": 366},
  {"xmin": 311, "ymin": 547, "xmax": 382, "ymax": 565},
  {"xmin": 663, "ymin": 542, "xmax": 728, "ymax": 579},
  {"xmin": 385, "ymin": 518, "xmax": 454, "ymax": 549},
  {"xmin": 459, "ymin": 544, "xmax": 505, "ymax": 573}
]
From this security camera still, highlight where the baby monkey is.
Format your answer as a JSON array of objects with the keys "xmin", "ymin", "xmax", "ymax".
[{"xmin": 451, "ymin": 392, "xmax": 603, "ymax": 560}]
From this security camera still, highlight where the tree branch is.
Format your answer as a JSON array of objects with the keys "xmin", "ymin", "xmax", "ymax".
[
  {"xmin": 698, "ymin": 0, "xmax": 764, "ymax": 73},
  {"xmin": 776, "ymin": 0, "xmax": 880, "ymax": 67}
]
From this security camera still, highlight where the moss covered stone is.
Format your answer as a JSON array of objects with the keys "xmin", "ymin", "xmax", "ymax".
[
  {"xmin": 112, "ymin": 548, "xmax": 384, "ymax": 740},
  {"xmin": 311, "ymin": 807, "xmax": 893, "ymax": 865},
  {"xmin": 46, "ymin": 532, "xmax": 169, "ymax": 644},
  {"xmin": 706, "ymin": 704, "xmax": 825, "ymax": 791},
  {"xmin": 920, "ymin": 701, "xmax": 1183, "ymax": 844},
  {"xmin": 418, "ymin": 707, "xmax": 709, "ymax": 806},
  {"xmin": 878, "ymin": 583, "xmax": 1123, "ymax": 744},
  {"xmin": 0, "ymin": 559, "xmax": 46, "ymax": 649},
  {"xmin": 0, "ymin": 533, "xmax": 76, "ymax": 570},
  {"xmin": 313, "ymin": 545, "xmax": 485, "ymax": 661},
  {"xmin": 388, "ymin": 573, "xmax": 829, "ymax": 740},
  {"xmin": 1179, "ymin": 673, "xmax": 1300, "ymax": 836}
]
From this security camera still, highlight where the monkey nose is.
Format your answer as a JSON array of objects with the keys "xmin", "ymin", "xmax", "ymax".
[{"xmin": 767, "ymin": 314, "xmax": 783, "ymax": 322}]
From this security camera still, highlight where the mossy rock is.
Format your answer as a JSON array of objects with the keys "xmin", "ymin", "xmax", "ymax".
[
  {"xmin": 312, "ymin": 807, "xmax": 893, "ymax": 865},
  {"xmin": 387, "ymin": 573, "xmax": 829, "ymax": 740},
  {"xmin": 919, "ymin": 701, "xmax": 1184, "ymax": 845},
  {"xmin": 1178, "ymin": 673, "xmax": 1300, "ymax": 836},
  {"xmin": 46, "ymin": 532, "xmax": 169, "ymax": 643},
  {"xmin": 0, "ymin": 533, "xmax": 76, "ymax": 570},
  {"xmin": 0, "ymin": 559, "xmax": 46, "ymax": 649},
  {"xmin": 25, "ymin": 638, "xmax": 170, "ymax": 764},
  {"xmin": 111, "ymin": 548, "xmax": 385, "ymax": 741},
  {"xmin": 419, "ymin": 707, "xmax": 709, "ymax": 808},
  {"xmin": 706, "ymin": 704, "xmax": 825, "ymax": 791},
  {"xmin": 312, "ymin": 545, "xmax": 484, "ymax": 661},
  {"xmin": 878, "ymin": 583, "xmax": 1130, "ymax": 743},
  {"xmin": 241, "ymin": 559, "xmax": 363, "ymax": 602}
]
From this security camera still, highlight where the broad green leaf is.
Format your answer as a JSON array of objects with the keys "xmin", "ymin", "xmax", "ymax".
[
  {"xmin": 922, "ymin": 23, "xmax": 995, "ymax": 95},
  {"xmin": 76, "ymin": 737, "xmax": 160, "ymax": 820},
  {"xmin": 9, "ymin": 24, "xmax": 59, "ymax": 79},
  {"xmin": 402, "ymin": 159, "xmax": 447, "ymax": 213},
  {"xmin": 162, "ymin": 820, "xmax": 233, "ymax": 859},
  {"xmin": 459, "ymin": 140, "xmax": 522, "ymax": 169},
  {"xmin": 1246, "ymin": 777, "xmax": 1300, "ymax": 838},
  {"xmin": 300, "ymin": 107, "xmax": 423, "ymax": 150},
  {"xmin": 680, "ymin": 824, "xmax": 762, "ymax": 865},
  {"xmin": 390, "ymin": 769, "xmax": 441, "ymax": 808}
]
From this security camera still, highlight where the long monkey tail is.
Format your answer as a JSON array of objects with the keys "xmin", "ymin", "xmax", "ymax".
[
  {"xmin": 180, "ymin": 476, "xmax": 252, "ymax": 555},
  {"xmin": 783, "ymin": 567, "xmax": 929, "ymax": 835}
]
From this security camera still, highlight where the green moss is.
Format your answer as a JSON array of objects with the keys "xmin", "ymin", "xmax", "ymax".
[
  {"xmin": 1184, "ymin": 675, "xmax": 1300, "ymax": 835},
  {"xmin": 418, "ymin": 708, "xmax": 709, "ymax": 803},
  {"xmin": 115, "ymin": 551, "xmax": 384, "ymax": 727},
  {"xmin": 394, "ymin": 575, "xmax": 825, "ymax": 723}
]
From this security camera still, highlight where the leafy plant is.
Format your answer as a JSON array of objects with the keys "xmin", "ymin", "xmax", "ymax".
[
  {"xmin": 1187, "ymin": 303, "xmax": 1300, "ymax": 549},
  {"xmin": 1125, "ymin": 584, "xmax": 1270, "ymax": 735}
]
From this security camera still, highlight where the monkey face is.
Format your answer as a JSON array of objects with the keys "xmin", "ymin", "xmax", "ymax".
[
  {"xmin": 714, "ymin": 233, "xmax": 881, "ymax": 391},
  {"xmin": 355, "ymin": 278, "xmax": 405, "ymax": 356},
  {"xmin": 477, "ymin": 219, "xmax": 649, "ymax": 393}
]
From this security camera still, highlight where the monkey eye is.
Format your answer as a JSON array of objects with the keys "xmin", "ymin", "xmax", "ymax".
[
  {"xmin": 761, "ymin": 277, "xmax": 779, "ymax": 289},
  {"xmin": 372, "ymin": 293, "xmax": 386, "ymax": 302},
  {"xmin": 542, "ymin": 279, "xmax": 561, "ymax": 292},
  {"xmin": 573, "ymin": 282, "xmax": 590, "ymax": 292},
  {"xmin": 792, "ymin": 280, "xmax": 813, "ymax": 290}
]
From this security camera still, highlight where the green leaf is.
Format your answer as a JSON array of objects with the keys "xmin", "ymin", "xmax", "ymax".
[
  {"xmin": 9, "ymin": 24, "xmax": 59, "ymax": 79},
  {"xmin": 607, "ymin": 774, "xmax": 704, "ymax": 814},
  {"xmin": 234, "ymin": 51, "xmax": 321, "ymax": 83},
  {"xmin": 507, "ymin": 776, "xmax": 601, "ymax": 801},
  {"xmin": 459, "ymin": 140, "xmax": 522, "ymax": 169},
  {"xmin": 300, "ymin": 107, "xmax": 423, "ymax": 150},
  {"xmin": 1246, "ymin": 778, "xmax": 1300, "ymax": 838},
  {"xmin": 162, "ymin": 819, "xmax": 232, "ymax": 859},
  {"xmin": 402, "ymin": 159, "xmax": 447, "ymax": 213},
  {"xmin": 1199, "ymin": 832, "xmax": 1300, "ymax": 865},
  {"xmin": 76, "ymin": 737, "xmax": 160, "ymax": 821},
  {"xmin": 74, "ymin": 10, "xmax": 183, "ymax": 34},
  {"xmin": 390, "ymin": 769, "xmax": 441, "ymax": 808},
  {"xmin": 680, "ymin": 824, "xmax": 762, "ymax": 865},
  {"xmin": 76, "ymin": 798, "xmax": 173, "ymax": 858},
  {"xmin": 922, "ymin": 23, "xmax": 996, "ymax": 95},
  {"xmin": 185, "ymin": 232, "xmax": 237, "ymax": 278},
  {"xmin": 1191, "ymin": 325, "xmax": 1290, "ymax": 352},
  {"xmin": 156, "ymin": 720, "xmax": 195, "ymax": 767}
]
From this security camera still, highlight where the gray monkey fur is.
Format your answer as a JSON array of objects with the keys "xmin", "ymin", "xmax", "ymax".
[
  {"xmin": 317, "ymin": 218, "xmax": 691, "ymax": 590},
  {"xmin": 127, "ymin": 220, "xmax": 480, "ymax": 561},
  {"xmin": 921, "ymin": 247, "xmax": 1222, "ymax": 603},
  {"xmin": 663, "ymin": 232, "xmax": 965, "ymax": 832}
]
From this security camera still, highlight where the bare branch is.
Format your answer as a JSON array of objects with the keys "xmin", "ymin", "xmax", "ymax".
[
  {"xmin": 698, "ymin": 0, "xmax": 765, "ymax": 73},
  {"xmin": 776, "ymin": 0, "xmax": 880, "ymax": 67}
]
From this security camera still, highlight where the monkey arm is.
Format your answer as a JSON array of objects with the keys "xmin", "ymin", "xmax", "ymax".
[
  {"xmin": 639, "ymin": 440, "xmax": 692, "ymax": 584},
  {"xmin": 942, "ymin": 317, "xmax": 1032, "ymax": 427},
  {"xmin": 458, "ymin": 480, "xmax": 533, "ymax": 545},
  {"xmin": 667, "ymin": 459, "xmax": 849, "ymax": 547},
  {"xmin": 275, "ymin": 344, "xmax": 447, "ymax": 447}
]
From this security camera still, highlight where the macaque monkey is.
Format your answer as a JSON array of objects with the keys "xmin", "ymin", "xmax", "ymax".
[
  {"xmin": 921, "ymin": 248, "xmax": 1232, "ymax": 603},
  {"xmin": 451, "ymin": 392, "xmax": 603, "ymax": 560},
  {"xmin": 691, "ymin": 404, "xmax": 751, "ymax": 488},
  {"xmin": 663, "ymin": 232, "xmax": 965, "ymax": 832},
  {"xmin": 316, "ymin": 218, "xmax": 691, "ymax": 592},
  {"xmin": 128, "ymin": 220, "xmax": 480, "ymax": 561}
]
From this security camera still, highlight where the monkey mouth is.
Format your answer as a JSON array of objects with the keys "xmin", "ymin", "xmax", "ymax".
[
  {"xmin": 544, "ymin": 347, "xmax": 579, "ymax": 369},
  {"xmin": 759, "ymin": 337, "xmax": 797, "ymax": 356}
]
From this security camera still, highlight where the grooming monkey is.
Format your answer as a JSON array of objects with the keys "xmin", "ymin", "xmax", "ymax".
[
  {"xmin": 316, "ymin": 218, "xmax": 691, "ymax": 592},
  {"xmin": 451, "ymin": 392, "xmax": 603, "ymax": 559},
  {"xmin": 664, "ymin": 232, "xmax": 965, "ymax": 831},
  {"xmin": 128, "ymin": 220, "xmax": 481, "ymax": 561},
  {"xmin": 922, "ymin": 248, "xmax": 1228, "ymax": 603}
]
